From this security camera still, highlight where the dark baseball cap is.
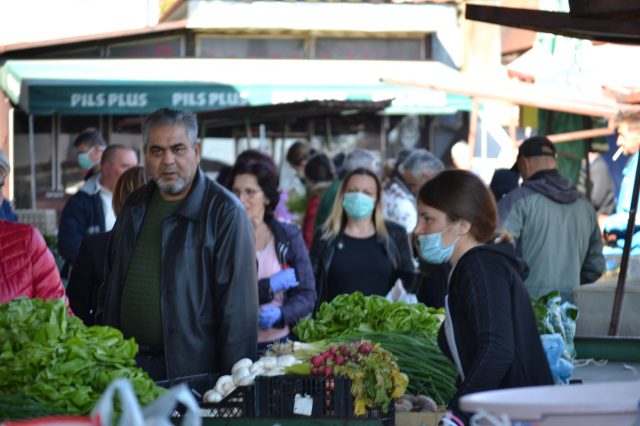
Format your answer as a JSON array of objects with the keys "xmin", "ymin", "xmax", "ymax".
[{"xmin": 511, "ymin": 136, "xmax": 557, "ymax": 172}]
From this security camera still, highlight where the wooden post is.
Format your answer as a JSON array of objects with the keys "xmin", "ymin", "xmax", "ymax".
[
  {"xmin": 380, "ymin": 115, "xmax": 389, "ymax": 164},
  {"xmin": 325, "ymin": 117, "xmax": 333, "ymax": 150},
  {"xmin": 279, "ymin": 122, "xmax": 289, "ymax": 182},
  {"xmin": 467, "ymin": 99, "xmax": 480, "ymax": 165},
  {"xmin": 28, "ymin": 115, "xmax": 36, "ymax": 210},
  {"xmin": 51, "ymin": 114, "xmax": 57, "ymax": 191},
  {"xmin": 609, "ymin": 155, "xmax": 640, "ymax": 336},
  {"xmin": 107, "ymin": 115, "xmax": 113, "ymax": 144},
  {"xmin": 307, "ymin": 119, "xmax": 315, "ymax": 145},
  {"xmin": 244, "ymin": 116, "xmax": 252, "ymax": 149}
]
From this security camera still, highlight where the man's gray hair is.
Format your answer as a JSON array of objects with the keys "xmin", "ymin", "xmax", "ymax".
[
  {"xmin": 142, "ymin": 108, "xmax": 198, "ymax": 147},
  {"xmin": 400, "ymin": 149, "xmax": 444, "ymax": 180},
  {"xmin": 342, "ymin": 148, "xmax": 376, "ymax": 175}
]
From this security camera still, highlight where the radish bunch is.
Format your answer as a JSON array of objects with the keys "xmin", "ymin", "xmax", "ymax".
[{"xmin": 309, "ymin": 341, "xmax": 374, "ymax": 377}]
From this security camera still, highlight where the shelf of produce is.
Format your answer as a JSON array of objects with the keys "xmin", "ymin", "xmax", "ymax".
[{"xmin": 575, "ymin": 335, "xmax": 640, "ymax": 361}]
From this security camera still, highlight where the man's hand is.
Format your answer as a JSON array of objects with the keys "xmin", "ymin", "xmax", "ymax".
[{"xmin": 259, "ymin": 306, "xmax": 282, "ymax": 329}]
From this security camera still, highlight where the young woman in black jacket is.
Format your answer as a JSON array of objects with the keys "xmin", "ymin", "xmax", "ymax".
[
  {"xmin": 413, "ymin": 170, "xmax": 553, "ymax": 426},
  {"xmin": 309, "ymin": 168, "xmax": 419, "ymax": 310}
]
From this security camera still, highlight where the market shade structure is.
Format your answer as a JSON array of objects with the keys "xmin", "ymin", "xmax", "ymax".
[
  {"xmin": 0, "ymin": 59, "xmax": 472, "ymax": 116},
  {"xmin": 465, "ymin": 4, "xmax": 640, "ymax": 45},
  {"xmin": 197, "ymin": 100, "xmax": 393, "ymax": 129},
  {"xmin": 382, "ymin": 73, "xmax": 640, "ymax": 120}
]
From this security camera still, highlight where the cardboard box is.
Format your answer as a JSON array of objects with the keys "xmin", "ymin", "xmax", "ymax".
[{"xmin": 395, "ymin": 411, "xmax": 445, "ymax": 426}]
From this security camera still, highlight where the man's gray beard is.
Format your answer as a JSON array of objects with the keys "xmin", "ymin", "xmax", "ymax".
[{"xmin": 156, "ymin": 177, "xmax": 187, "ymax": 195}]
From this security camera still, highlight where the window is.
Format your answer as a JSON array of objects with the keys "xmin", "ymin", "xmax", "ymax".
[
  {"xmin": 198, "ymin": 37, "xmax": 306, "ymax": 59},
  {"xmin": 108, "ymin": 37, "xmax": 183, "ymax": 58},
  {"xmin": 315, "ymin": 38, "xmax": 420, "ymax": 60}
]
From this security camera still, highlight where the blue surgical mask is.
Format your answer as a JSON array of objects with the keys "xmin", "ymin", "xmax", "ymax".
[
  {"xmin": 343, "ymin": 192, "xmax": 375, "ymax": 220},
  {"xmin": 417, "ymin": 223, "xmax": 460, "ymax": 264},
  {"xmin": 78, "ymin": 152, "xmax": 96, "ymax": 170}
]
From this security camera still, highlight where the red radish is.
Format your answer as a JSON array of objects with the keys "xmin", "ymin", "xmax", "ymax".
[
  {"xmin": 358, "ymin": 343, "xmax": 373, "ymax": 355},
  {"xmin": 329, "ymin": 346, "xmax": 339, "ymax": 355},
  {"xmin": 318, "ymin": 366, "xmax": 325, "ymax": 375},
  {"xmin": 311, "ymin": 366, "xmax": 320, "ymax": 376},
  {"xmin": 324, "ymin": 365, "xmax": 334, "ymax": 376},
  {"xmin": 350, "ymin": 356, "xmax": 358, "ymax": 363},
  {"xmin": 326, "ymin": 354, "xmax": 336, "ymax": 362},
  {"xmin": 340, "ymin": 344, "xmax": 349, "ymax": 353},
  {"xmin": 335, "ymin": 355, "xmax": 344, "ymax": 365},
  {"xmin": 311, "ymin": 356, "xmax": 324, "ymax": 367},
  {"xmin": 321, "ymin": 351, "xmax": 330, "ymax": 359}
]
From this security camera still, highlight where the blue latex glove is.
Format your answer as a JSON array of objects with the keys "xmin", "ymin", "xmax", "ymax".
[
  {"xmin": 259, "ymin": 306, "xmax": 282, "ymax": 329},
  {"xmin": 269, "ymin": 268, "xmax": 299, "ymax": 293}
]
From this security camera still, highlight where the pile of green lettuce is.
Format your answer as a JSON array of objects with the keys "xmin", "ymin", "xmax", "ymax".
[
  {"xmin": 0, "ymin": 297, "xmax": 165, "ymax": 414},
  {"xmin": 293, "ymin": 292, "xmax": 445, "ymax": 342}
]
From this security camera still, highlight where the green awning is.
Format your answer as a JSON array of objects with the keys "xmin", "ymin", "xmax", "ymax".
[{"xmin": 0, "ymin": 58, "xmax": 471, "ymax": 116}]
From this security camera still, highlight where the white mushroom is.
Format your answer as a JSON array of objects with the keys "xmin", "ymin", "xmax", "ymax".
[
  {"xmin": 203, "ymin": 390, "xmax": 223, "ymax": 403},
  {"xmin": 231, "ymin": 358, "xmax": 253, "ymax": 374},
  {"xmin": 233, "ymin": 367, "xmax": 250, "ymax": 385},
  {"xmin": 238, "ymin": 375, "xmax": 256, "ymax": 386},
  {"xmin": 262, "ymin": 369, "xmax": 285, "ymax": 377},
  {"xmin": 260, "ymin": 356, "xmax": 277, "ymax": 370}
]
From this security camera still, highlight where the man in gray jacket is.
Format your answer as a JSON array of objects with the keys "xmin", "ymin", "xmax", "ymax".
[{"xmin": 498, "ymin": 136, "xmax": 604, "ymax": 302}]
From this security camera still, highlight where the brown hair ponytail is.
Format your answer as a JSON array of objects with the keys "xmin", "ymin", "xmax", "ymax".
[{"xmin": 417, "ymin": 170, "xmax": 511, "ymax": 245}]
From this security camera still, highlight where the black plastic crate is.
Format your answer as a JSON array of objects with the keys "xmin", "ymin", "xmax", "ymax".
[
  {"xmin": 254, "ymin": 375, "xmax": 395, "ymax": 426},
  {"xmin": 200, "ymin": 385, "xmax": 256, "ymax": 418},
  {"xmin": 155, "ymin": 373, "xmax": 255, "ymax": 418},
  {"xmin": 155, "ymin": 373, "xmax": 218, "ymax": 400}
]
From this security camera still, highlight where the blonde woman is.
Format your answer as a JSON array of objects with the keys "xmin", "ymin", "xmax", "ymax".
[{"xmin": 309, "ymin": 167, "xmax": 416, "ymax": 310}]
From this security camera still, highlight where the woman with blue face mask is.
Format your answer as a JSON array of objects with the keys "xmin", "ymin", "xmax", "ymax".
[
  {"xmin": 413, "ymin": 170, "xmax": 553, "ymax": 426},
  {"xmin": 309, "ymin": 168, "xmax": 417, "ymax": 310}
]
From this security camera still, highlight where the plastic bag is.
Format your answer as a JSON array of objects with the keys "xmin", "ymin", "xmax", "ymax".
[
  {"xmin": 541, "ymin": 334, "xmax": 574, "ymax": 385},
  {"xmin": 91, "ymin": 378, "xmax": 201, "ymax": 426},
  {"xmin": 560, "ymin": 302, "xmax": 579, "ymax": 361},
  {"xmin": 385, "ymin": 280, "xmax": 418, "ymax": 304}
]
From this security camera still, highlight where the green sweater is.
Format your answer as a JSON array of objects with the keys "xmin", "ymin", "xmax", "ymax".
[
  {"xmin": 313, "ymin": 178, "xmax": 341, "ymax": 232},
  {"xmin": 120, "ymin": 189, "xmax": 183, "ymax": 347}
]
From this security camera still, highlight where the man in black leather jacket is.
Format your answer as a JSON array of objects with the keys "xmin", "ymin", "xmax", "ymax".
[{"xmin": 95, "ymin": 108, "xmax": 258, "ymax": 380}]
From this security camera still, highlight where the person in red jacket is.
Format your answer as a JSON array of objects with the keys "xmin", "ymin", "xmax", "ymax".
[
  {"xmin": 0, "ymin": 219, "xmax": 71, "ymax": 310},
  {"xmin": 302, "ymin": 153, "xmax": 336, "ymax": 249}
]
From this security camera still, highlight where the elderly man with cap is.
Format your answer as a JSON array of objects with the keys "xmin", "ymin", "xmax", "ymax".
[
  {"xmin": 0, "ymin": 148, "xmax": 17, "ymax": 222},
  {"xmin": 497, "ymin": 136, "xmax": 604, "ymax": 302}
]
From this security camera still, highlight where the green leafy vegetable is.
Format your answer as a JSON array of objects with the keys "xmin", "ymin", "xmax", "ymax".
[
  {"xmin": 292, "ymin": 293, "xmax": 454, "ymax": 405},
  {"xmin": 339, "ymin": 330, "xmax": 457, "ymax": 405},
  {"xmin": 293, "ymin": 292, "xmax": 445, "ymax": 342},
  {"xmin": 0, "ymin": 297, "xmax": 165, "ymax": 414}
]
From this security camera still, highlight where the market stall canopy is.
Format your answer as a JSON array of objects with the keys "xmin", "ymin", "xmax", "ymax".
[
  {"xmin": 197, "ymin": 100, "xmax": 393, "ymax": 129},
  {"xmin": 382, "ymin": 72, "xmax": 640, "ymax": 119},
  {"xmin": 509, "ymin": 43, "xmax": 640, "ymax": 93},
  {"xmin": 0, "ymin": 59, "xmax": 471, "ymax": 116},
  {"xmin": 465, "ymin": 4, "xmax": 640, "ymax": 45}
]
